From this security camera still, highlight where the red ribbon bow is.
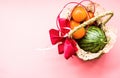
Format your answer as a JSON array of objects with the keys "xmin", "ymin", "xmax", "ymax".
[{"xmin": 49, "ymin": 18, "xmax": 78, "ymax": 59}]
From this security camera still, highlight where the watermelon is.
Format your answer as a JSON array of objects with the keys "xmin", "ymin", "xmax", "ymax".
[{"xmin": 77, "ymin": 26, "xmax": 107, "ymax": 53}]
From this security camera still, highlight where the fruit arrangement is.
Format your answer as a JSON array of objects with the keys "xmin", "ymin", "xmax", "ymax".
[{"xmin": 49, "ymin": 0, "xmax": 116, "ymax": 60}]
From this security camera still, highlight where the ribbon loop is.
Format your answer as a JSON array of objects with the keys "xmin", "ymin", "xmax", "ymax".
[{"xmin": 49, "ymin": 29, "xmax": 64, "ymax": 45}]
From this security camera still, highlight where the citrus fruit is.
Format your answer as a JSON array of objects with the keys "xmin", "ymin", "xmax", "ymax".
[
  {"xmin": 70, "ymin": 20, "xmax": 86, "ymax": 39},
  {"xmin": 71, "ymin": 6, "xmax": 87, "ymax": 22},
  {"xmin": 86, "ymin": 11, "xmax": 94, "ymax": 21}
]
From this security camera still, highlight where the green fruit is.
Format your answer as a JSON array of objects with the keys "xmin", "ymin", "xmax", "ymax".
[{"xmin": 77, "ymin": 26, "xmax": 107, "ymax": 53}]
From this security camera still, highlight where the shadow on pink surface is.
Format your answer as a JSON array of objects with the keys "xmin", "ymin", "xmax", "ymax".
[{"xmin": 0, "ymin": 0, "xmax": 120, "ymax": 78}]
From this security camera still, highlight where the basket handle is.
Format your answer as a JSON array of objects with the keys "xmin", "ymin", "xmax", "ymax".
[{"xmin": 68, "ymin": 11, "xmax": 113, "ymax": 38}]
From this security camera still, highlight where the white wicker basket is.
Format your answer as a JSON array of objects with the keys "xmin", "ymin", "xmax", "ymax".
[
  {"xmin": 67, "ymin": 11, "xmax": 116, "ymax": 60},
  {"xmin": 69, "ymin": 11, "xmax": 116, "ymax": 61},
  {"xmin": 57, "ymin": 2, "xmax": 116, "ymax": 60}
]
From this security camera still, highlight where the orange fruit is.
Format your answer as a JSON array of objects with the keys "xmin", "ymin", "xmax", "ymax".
[
  {"xmin": 71, "ymin": 6, "xmax": 87, "ymax": 22},
  {"xmin": 86, "ymin": 12, "xmax": 94, "ymax": 21},
  {"xmin": 70, "ymin": 20, "xmax": 86, "ymax": 39}
]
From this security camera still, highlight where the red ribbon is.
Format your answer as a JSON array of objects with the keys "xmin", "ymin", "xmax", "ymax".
[
  {"xmin": 49, "ymin": 0, "xmax": 95, "ymax": 59},
  {"xmin": 49, "ymin": 18, "xmax": 78, "ymax": 59}
]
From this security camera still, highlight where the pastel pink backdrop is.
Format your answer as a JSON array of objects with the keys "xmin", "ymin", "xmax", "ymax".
[{"xmin": 0, "ymin": 0, "xmax": 120, "ymax": 78}]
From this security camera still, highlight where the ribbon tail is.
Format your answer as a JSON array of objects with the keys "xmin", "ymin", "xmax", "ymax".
[
  {"xmin": 64, "ymin": 38, "xmax": 78, "ymax": 59},
  {"xmin": 58, "ymin": 43, "xmax": 64, "ymax": 54}
]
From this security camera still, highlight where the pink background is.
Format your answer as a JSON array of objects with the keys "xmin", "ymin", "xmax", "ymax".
[{"xmin": 0, "ymin": 0, "xmax": 120, "ymax": 78}]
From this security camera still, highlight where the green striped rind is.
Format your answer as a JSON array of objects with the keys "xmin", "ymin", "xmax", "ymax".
[{"xmin": 77, "ymin": 26, "xmax": 107, "ymax": 53}]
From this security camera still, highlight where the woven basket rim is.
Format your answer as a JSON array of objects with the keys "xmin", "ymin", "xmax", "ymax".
[{"xmin": 76, "ymin": 25, "xmax": 116, "ymax": 61}]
